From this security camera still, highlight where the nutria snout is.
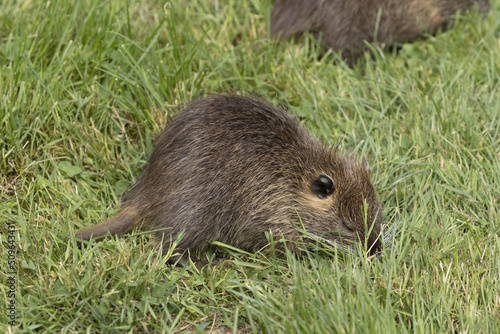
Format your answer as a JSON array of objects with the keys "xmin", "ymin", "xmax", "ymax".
[{"xmin": 74, "ymin": 95, "xmax": 383, "ymax": 264}]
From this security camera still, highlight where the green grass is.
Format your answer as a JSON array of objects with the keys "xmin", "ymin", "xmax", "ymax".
[{"xmin": 1, "ymin": 0, "xmax": 500, "ymax": 332}]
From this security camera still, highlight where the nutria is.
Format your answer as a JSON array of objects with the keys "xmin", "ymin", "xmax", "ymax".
[
  {"xmin": 271, "ymin": 0, "xmax": 490, "ymax": 63},
  {"xmin": 75, "ymin": 95, "xmax": 383, "ymax": 265}
]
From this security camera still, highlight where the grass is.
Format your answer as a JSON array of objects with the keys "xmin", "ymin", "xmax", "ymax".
[{"xmin": 1, "ymin": 0, "xmax": 499, "ymax": 332}]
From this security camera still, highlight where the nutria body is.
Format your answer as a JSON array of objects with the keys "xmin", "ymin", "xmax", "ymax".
[
  {"xmin": 75, "ymin": 95, "xmax": 383, "ymax": 264},
  {"xmin": 271, "ymin": 0, "xmax": 490, "ymax": 62}
]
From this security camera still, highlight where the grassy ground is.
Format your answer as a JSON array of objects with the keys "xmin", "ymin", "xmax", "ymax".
[{"xmin": 1, "ymin": 0, "xmax": 499, "ymax": 332}]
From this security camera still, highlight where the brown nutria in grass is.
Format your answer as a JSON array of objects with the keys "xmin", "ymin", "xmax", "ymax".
[
  {"xmin": 75, "ymin": 95, "xmax": 383, "ymax": 265},
  {"xmin": 271, "ymin": 0, "xmax": 490, "ymax": 63}
]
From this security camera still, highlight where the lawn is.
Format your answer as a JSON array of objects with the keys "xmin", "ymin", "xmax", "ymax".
[{"xmin": 1, "ymin": 0, "xmax": 499, "ymax": 332}]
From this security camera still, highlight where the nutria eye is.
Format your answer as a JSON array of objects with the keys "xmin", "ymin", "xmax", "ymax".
[
  {"xmin": 311, "ymin": 174, "xmax": 335, "ymax": 199},
  {"xmin": 342, "ymin": 220, "xmax": 354, "ymax": 232}
]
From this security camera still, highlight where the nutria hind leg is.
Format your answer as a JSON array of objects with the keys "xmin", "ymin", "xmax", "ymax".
[
  {"xmin": 163, "ymin": 246, "xmax": 235, "ymax": 270},
  {"xmin": 165, "ymin": 252, "xmax": 190, "ymax": 267},
  {"xmin": 163, "ymin": 248, "xmax": 207, "ymax": 268},
  {"xmin": 160, "ymin": 234, "xmax": 238, "ymax": 270},
  {"xmin": 161, "ymin": 232, "xmax": 205, "ymax": 267}
]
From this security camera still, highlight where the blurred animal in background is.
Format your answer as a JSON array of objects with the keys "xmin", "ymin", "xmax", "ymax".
[{"xmin": 271, "ymin": 0, "xmax": 490, "ymax": 63}]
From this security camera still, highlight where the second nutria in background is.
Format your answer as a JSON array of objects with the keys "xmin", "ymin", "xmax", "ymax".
[
  {"xmin": 271, "ymin": 0, "xmax": 490, "ymax": 62},
  {"xmin": 74, "ymin": 96, "xmax": 384, "ymax": 265}
]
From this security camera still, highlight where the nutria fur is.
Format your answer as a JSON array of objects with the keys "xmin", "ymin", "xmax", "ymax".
[
  {"xmin": 75, "ymin": 95, "xmax": 383, "ymax": 264},
  {"xmin": 271, "ymin": 0, "xmax": 490, "ymax": 63}
]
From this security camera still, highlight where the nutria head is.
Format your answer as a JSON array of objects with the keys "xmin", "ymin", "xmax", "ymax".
[{"xmin": 295, "ymin": 151, "xmax": 383, "ymax": 255}]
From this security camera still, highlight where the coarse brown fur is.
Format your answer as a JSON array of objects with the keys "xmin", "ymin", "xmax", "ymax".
[
  {"xmin": 271, "ymin": 0, "xmax": 490, "ymax": 63},
  {"xmin": 75, "ymin": 95, "xmax": 383, "ymax": 265}
]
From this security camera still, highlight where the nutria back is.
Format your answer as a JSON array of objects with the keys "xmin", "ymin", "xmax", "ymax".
[
  {"xmin": 75, "ymin": 95, "xmax": 383, "ymax": 264},
  {"xmin": 271, "ymin": 0, "xmax": 490, "ymax": 62}
]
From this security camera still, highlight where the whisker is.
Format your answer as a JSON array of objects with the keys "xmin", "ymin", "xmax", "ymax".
[
  {"xmin": 383, "ymin": 215, "xmax": 402, "ymax": 246},
  {"xmin": 304, "ymin": 232, "xmax": 359, "ymax": 257}
]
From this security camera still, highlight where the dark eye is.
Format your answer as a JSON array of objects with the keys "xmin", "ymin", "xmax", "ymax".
[
  {"xmin": 311, "ymin": 174, "xmax": 335, "ymax": 199},
  {"xmin": 342, "ymin": 220, "xmax": 354, "ymax": 232}
]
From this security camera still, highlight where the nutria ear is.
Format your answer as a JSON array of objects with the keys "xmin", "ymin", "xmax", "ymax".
[
  {"xmin": 312, "ymin": 174, "xmax": 335, "ymax": 199},
  {"xmin": 362, "ymin": 158, "xmax": 371, "ymax": 174}
]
